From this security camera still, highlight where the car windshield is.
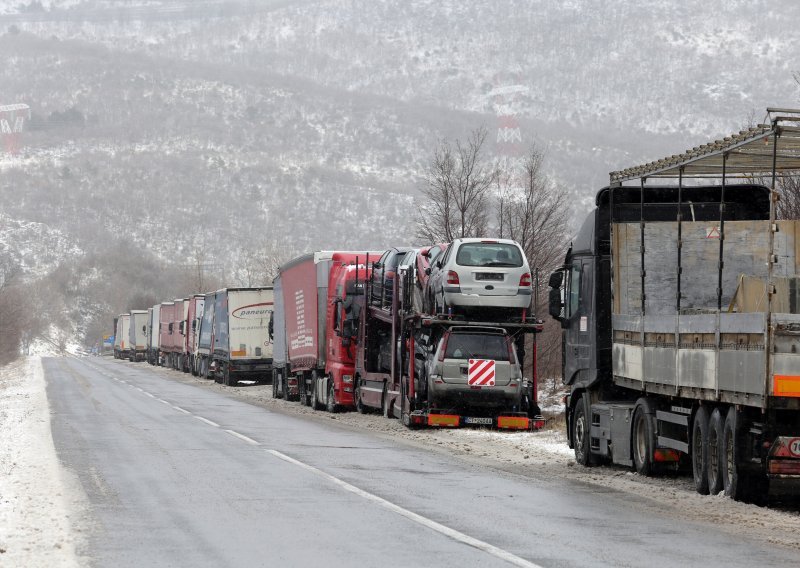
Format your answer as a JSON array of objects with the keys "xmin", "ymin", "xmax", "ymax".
[
  {"xmin": 455, "ymin": 243, "xmax": 523, "ymax": 267},
  {"xmin": 444, "ymin": 333, "xmax": 511, "ymax": 361}
]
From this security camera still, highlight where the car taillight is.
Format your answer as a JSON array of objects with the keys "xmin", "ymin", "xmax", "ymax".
[
  {"xmin": 438, "ymin": 333, "xmax": 450, "ymax": 362},
  {"xmin": 447, "ymin": 271, "xmax": 460, "ymax": 285},
  {"xmin": 519, "ymin": 273, "xmax": 531, "ymax": 287}
]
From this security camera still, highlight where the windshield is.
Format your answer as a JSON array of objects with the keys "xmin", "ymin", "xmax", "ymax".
[
  {"xmin": 455, "ymin": 243, "xmax": 523, "ymax": 267},
  {"xmin": 444, "ymin": 333, "xmax": 511, "ymax": 361}
]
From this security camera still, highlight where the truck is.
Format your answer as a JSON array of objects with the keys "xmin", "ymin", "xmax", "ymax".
[
  {"xmin": 354, "ymin": 251, "xmax": 544, "ymax": 430},
  {"xmin": 195, "ymin": 291, "xmax": 216, "ymax": 378},
  {"xmin": 114, "ymin": 313, "xmax": 131, "ymax": 360},
  {"xmin": 548, "ymin": 108, "xmax": 800, "ymax": 501},
  {"xmin": 127, "ymin": 310, "xmax": 148, "ymax": 362},
  {"xmin": 158, "ymin": 301, "xmax": 175, "ymax": 366},
  {"xmin": 210, "ymin": 287, "xmax": 274, "ymax": 386},
  {"xmin": 146, "ymin": 304, "xmax": 161, "ymax": 365},
  {"xmin": 185, "ymin": 294, "xmax": 205, "ymax": 376},
  {"xmin": 272, "ymin": 251, "xmax": 379, "ymax": 410}
]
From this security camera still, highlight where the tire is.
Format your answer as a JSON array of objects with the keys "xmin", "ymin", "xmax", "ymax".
[
  {"xmin": 632, "ymin": 401, "xmax": 656, "ymax": 476},
  {"xmin": 707, "ymin": 407, "xmax": 725, "ymax": 495},
  {"xmin": 572, "ymin": 398, "xmax": 595, "ymax": 466},
  {"xmin": 272, "ymin": 374, "xmax": 278, "ymax": 398},
  {"xmin": 723, "ymin": 406, "xmax": 749, "ymax": 501},
  {"xmin": 311, "ymin": 373, "xmax": 323, "ymax": 410},
  {"xmin": 326, "ymin": 380, "xmax": 337, "ymax": 414},
  {"xmin": 355, "ymin": 380, "xmax": 367, "ymax": 414},
  {"xmin": 283, "ymin": 378, "xmax": 291, "ymax": 402},
  {"xmin": 691, "ymin": 406, "xmax": 710, "ymax": 495}
]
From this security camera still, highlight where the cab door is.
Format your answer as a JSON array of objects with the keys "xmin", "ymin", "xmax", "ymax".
[{"xmin": 563, "ymin": 257, "xmax": 593, "ymax": 386}]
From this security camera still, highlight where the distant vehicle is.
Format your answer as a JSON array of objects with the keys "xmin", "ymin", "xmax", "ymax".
[
  {"xmin": 127, "ymin": 310, "xmax": 148, "ymax": 362},
  {"xmin": 158, "ymin": 302, "xmax": 175, "ymax": 366},
  {"xmin": 370, "ymin": 247, "xmax": 410, "ymax": 308},
  {"xmin": 146, "ymin": 304, "xmax": 161, "ymax": 365},
  {"xmin": 210, "ymin": 287, "xmax": 274, "ymax": 386},
  {"xmin": 184, "ymin": 294, "xmax": 205, "ymax": 375},
  {"xmin": 425, "ymin": 326, "xmax": 523, "ymax": 411},
  {"xmin": 428, "ymin": 238, "xmax": 532, "ymax": 316},
  {"xmin": 195, "ymin": 292, "xmax": 216, "ymax": 378},
  {"xmin": 114, "ymin": 313, "xmax": 131, "ymax": 360}
]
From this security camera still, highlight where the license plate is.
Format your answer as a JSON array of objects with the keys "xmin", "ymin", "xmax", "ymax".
[
  {"xmin": 475, "ymin": 273, "xmax": 503, "ymax": 281},
  {"xmin": 464, "ymin": 416, "xmax": 493, "ymax": 425}
]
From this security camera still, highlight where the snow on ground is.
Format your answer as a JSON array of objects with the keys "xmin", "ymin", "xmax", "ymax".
[{"xmin": 0, "ymin": 357, "xmax": 84, "ymax": 567}]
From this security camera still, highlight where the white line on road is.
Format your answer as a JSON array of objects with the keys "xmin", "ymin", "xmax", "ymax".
[
  {"xmin": 194, "ymin": 416, "xmax": 220, "ymax": 428},
  {"xmin": 225, "ymin": 430, "xmax": 260, "ymax": 445},
  {"xmin": 144, "ymin": 392, "xmax": 155, "ymax": 398},
  {"xmin": 172, "ymin": 406, "xmax": 191, "ymax": 414},
  {"xmin": 266, "ymin": 450, "xmax": 544, "ymax": 568},
  {"xmin": 157, "ymin": 399, "xmax": 171, "ymax": 405}
]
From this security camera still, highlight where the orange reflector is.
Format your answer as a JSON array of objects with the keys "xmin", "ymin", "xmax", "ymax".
[
  {"xmin": 427, "ymin": 414, "xmax": 460, "ymax": 428},
  {"xmin": 497, "ymin": 416, "xmax": 530, "ymax": 430},
  {"xmin": 231, "ymin": 350, "xmax": 246, "ymax": 357},
  {"xmin": 768, "ymin": 459, "xmax": 800, "ymax": 476},
  {"xmin": 653, "ymin": 449, "xmax": 680, "ymax": 462},
  {"xmin": 774, "ymin": 375, "xmax": 800, "ymax": 397}
]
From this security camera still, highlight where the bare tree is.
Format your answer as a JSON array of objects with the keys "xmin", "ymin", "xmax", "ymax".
[
  {"xmin": 417, "ymin": 127, "xmax": 498, "ymax": 242},
  {"xmin": 497, "ymin": 144, "xmax": 569, "ymax": 281}
]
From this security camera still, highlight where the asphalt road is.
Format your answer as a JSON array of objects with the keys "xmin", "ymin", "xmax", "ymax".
[{"xmin": 45, "ymin": 356, "xmax": 798, "ymax": 567}]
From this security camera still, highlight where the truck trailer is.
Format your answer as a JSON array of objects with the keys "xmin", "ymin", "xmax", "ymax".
[
  {"xmin": 146, "ymin": 304, "xmax": 161, "ymax": 365},
  {"xmin": 272, "ymin": 251, "xmax": 379, "ymax": 410},
  {"xmin": 158, "ymin": 301, "xmax": 175, "ymax": 367},
  {"xmin": 355, "ymin": 251, "xmax": 544, "ymax": 430},
  {"xmin": 195, "ymin": 291, "xmax": 216, "ymax": 378},
  {"xmin": 549, "ymin": 108, "xmax": 800, "ymax": 501},
  {"xmin": 127, "ymin": 310, "xmax": 148, "ymax": 362},
  {"xmin": 114, "ymin": 313, "xmax": 131, "ymax": 360},
  {"xmin": 186, "ymin": 294, "xmax": 205, "ymax": 376},
  {"xmin": 210, "ymin": 287, "xmax": 274, "ymax": 386}
]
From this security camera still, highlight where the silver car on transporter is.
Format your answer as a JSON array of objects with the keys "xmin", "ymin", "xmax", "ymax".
[
  {"xmin": 424, "ymin": 326, "xmax": 524, "ymax": 411},
  {"xmin": 428, "ymin": 238, "xmax": 532, "ymax": 314}
]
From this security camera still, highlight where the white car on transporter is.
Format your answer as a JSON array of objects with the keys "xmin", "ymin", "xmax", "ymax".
[{"xmin": 427, "ymin": 238, "xmax": 533, "ymax": 316}]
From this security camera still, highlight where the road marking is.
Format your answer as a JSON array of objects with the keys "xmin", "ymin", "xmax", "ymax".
[
  {"xmin": 225, "ymin": 430, "xmax": 260, "ymax": 446},
  {"xmin": 172, "ymin": 405, "xmax": 191, "ymax": 414},
  {"xmin": 266, "ymin": 450, "xmax": 543, "ymax": 568},
  {"xmin": 144, "ymin": 392, "xmax": 155, "ymax": 398},
  {"xmin": 157, "ymin": 399, "xmax": 171, "ymax": 405},
  {"xmin": 194, "ymin": 416, "xmax": 220, "ymax": 428}
]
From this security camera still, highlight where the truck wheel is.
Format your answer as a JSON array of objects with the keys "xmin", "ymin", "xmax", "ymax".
[
  {"xmin": 381, "ymin": 384, "xmax": 390, "ymax": 418},
  {"xmin": 355, "ymin": 380, "xmax": 366, "ymax": 414},
  {"xmin": 632, "ymin": 401, "xmax": 656, "ymax": 476},
  {"xmin": 707, "ymin": 408, "xmax": 725, "ymax": 494},
  {"xmin": 691, "ymin": 406, "xmax": 710, "ymax": 495},
  {"xmin": 572, "ymin": 398, "xmax": 595, "ymax": 466},
  {"xmin": 723, "ymin": 407, "xmax": 750, "ymax": 501},
  {"xmin": 283, "ymin": 379, "xmax": 291, "ymax": 402},
  {"xmin": 326, "ymin": 380, "xmax": 338, "ymax": 414}
]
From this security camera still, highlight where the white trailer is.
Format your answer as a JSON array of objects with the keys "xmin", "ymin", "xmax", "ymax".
[{"xmin": 128, "ymin": 310, "xmax": 148, "ymax": 362}]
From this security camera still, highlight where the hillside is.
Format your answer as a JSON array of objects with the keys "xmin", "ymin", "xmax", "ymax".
[{"xmin": 0, "ymin": 0, "xmax": 798, "ymax": 346}]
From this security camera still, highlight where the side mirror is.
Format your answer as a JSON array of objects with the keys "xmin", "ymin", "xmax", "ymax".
[
  {"xmin": 548, "ymin": 287, "xmax": 564, "ymax": 321},
  {"xmin": 372, "ymin": 261, "xmax": 382, "ymax": 269},
  {"xmin": 425, "ymin": 267, "xmax": 431, "ymax": 275},
  {"xmin": 142, "ymin": 325, "xmax": 146, "ymax": 333},
  {"xmin": 548, "ymin": 271, "xmax": 563, "ymax": 288}
]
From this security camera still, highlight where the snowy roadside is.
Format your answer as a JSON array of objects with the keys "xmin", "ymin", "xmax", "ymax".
[{"xmin": 0, "ymin": 357, "xmax": 84, "ymax": 568}]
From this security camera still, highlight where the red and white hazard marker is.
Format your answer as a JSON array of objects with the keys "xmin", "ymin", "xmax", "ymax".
[{"xmin": 468, "ymin": 359, "xmax": 496, "ymax": 386}]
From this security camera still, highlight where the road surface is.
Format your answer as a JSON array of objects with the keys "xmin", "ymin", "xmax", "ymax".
[{"xmin": 45, "ymin": 356, "xmax": 798, "ymax": 567}]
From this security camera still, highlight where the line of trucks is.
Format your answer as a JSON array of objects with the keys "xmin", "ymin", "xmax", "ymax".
[
  {"xmin": 113, "ymin": 241, "xmax": 545, "ymax": 430},
  {"xmin": 111, "ymin": 107, "xmax": 800, "ymax": 502}
]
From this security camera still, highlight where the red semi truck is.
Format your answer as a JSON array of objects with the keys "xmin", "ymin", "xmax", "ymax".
[
  {"xmin": 273, "ymin": 251, "xmax": 379, "ymax": 411},
  {"xmin": 184, "ymin": 294, "xmax": 205, "ymax": 375}
]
